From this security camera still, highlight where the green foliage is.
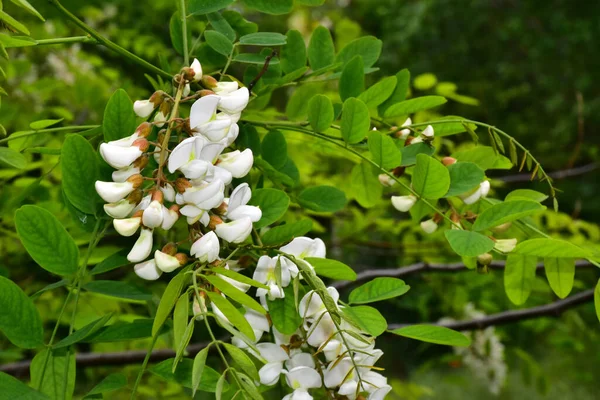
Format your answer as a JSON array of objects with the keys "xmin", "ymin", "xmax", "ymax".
[
  {"xmin": 390, "ymin": 325, "xmax": 471, "ymax": 347},
  {"xmin": 150, "ymin": 358, "xmax": 223, "ymax": 392},
  {"xmin": 0, "ymin": 372, "xmax": 47, "ymax": 399},
  {"xmin": 307, "ymin": 257, "xmax": 357, "ymax": 281},
  {"xmin": 544, "ymin": 258, "xmax": 575, "ymax": 299},
  {"xmin": 84, "ymin": 281, "xmax": 152, "ymax": 302},
  {"xmin": 248, "ymin": 188, "xmax": 290, "ymax": 229},
  {"xmin": 297, "ymin": 185, "xmax": 347, "ymax": 212},
  {"xmin": 61, "ymin": 135, "xmax": 99, "ymax": 215},
  {"xmin": 0, "ymin": 276, "xmax": 43, "ymax": 348},
  {"xmin": 103, "ymin": 89, "xmax": 136, "ymax": 142},
  {"xmin": 473, "ymin": 200, "xmax": 546, "ymax": 231},
  {"xmin": 153, "ymin": 270, "xmax": 189, "ymax": 335},
  {"xmin": 30, "ymin": 348, "xmax": 76, "ymax": 399},
  {"xmin": 444, "ymin": 230, "xmax": 495, "ymax": 257},
  {"xmin": 339, "ymin": 55, "xmax": 364, "ymax": 101},
  {"xmin": 260, "ymin": 219, "xmax": 313, "ymax": 245},
  {"xmin": 412, "ymin": 154, "xmax": 451, "ymax": 199},
  {"xmin": 205, "ymin": 30, "xmax": 234, "ymax": 56},
  {"xmin": 308, "ymin": 26, "xmax": 335, "ymax": 70},
  {"xmin": 384, "ymin": 96, "xmax": 447, "ymax": 119},
  {"xmin": 514, "ymin": 238, "xmax": 590, "ymax": 258},
  {"xmin": 308, "ymin": 94, "xmax": 334, "ymax": 132},
  {"xmin": 350, "ymin": 161, "xmax": 382, "ymax": 208},
  {"xmin": 267, "ymin": 286, "xmax": 303, "ymax": 334},
  {"xmin": 445, "ymin": 162, "xmax": 485, "ymax": 197},
  {"xmin": 84, "ymin": 373, "xmax": 127, "ymax": 398},
  {"xmin": 368, "ymin": 131, "xmax": 402, "ymax": 169},
  {"xmin": 343, "ymin": 305, "xmax": 387, "ymax": 336},
  {"xmin": 206, "ymin": 291, "xmax": 255, "ymax": 340},
  {"xmin": 341, "ymin": 97, "xmax": 370, "ymax": 144},
  {"xmin": 349, "ymin": 277, "xmax": 410, "ymax": 304},
  {"xmin": 504, "ymin": 254, "xmax": 538, "ymax": 305}
]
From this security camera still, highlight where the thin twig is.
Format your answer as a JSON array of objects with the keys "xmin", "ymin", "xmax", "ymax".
[
  {"xmin": 248, "ymin": 50, "xmax": 278, "ymax": 94},
  {"xmin": 497, "ymin": 162, "xmax": 598, "ymax": 183}
]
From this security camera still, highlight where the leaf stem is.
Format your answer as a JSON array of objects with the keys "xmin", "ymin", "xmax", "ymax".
[
  {"xmin": 47, "ymin": 0, "xmax": 171, "ymax": 79},
  {"xmin": 35, "ymin": 36, "xmax": 98, "ymax": 46},
  {"xmin": 130, "ymin": 334, "xmax": 160, "ymax": 399},
  {"xmin": 179, "ymin": 0, "xmax": 189, "ymax": 66}
]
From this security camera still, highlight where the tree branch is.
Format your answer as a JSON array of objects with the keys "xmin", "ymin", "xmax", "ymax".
[
  {"xmin": 332, "ymin": 259, "xmax": 595, "ymax": 290},
  {"xmin": 387, "ymin": 289, "xmax": 594, "ymax": 331},
  {"xmin": 497, "ymin": 162, "xmax": 598, "ymax": 183}
]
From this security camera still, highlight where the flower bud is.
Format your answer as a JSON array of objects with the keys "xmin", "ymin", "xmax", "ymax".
[
  {"xmin": 127, "ymin": 174, "xmax": 144, "ymax": 189},
  {"xmin": 378, "ymin": 174, "xmax": 396, "ymax": 187},
  {"xmin": 421, "ymin": 125, "xmax": 435, "ymax": 138},
  {"xmin": 159, "ymin": 183, "xmax": 176, "ymax": 203},
  {"xmin": 442, "ymin": 157, "xmax": 457, "ymax": 166},
  {"xmin": 159, "ymin": 100, "xmax": 172, "ymax": 117},
  {"xmin": 201, "ymin": 75, "xmax": 218, "ymax": 89},
  {"xmin": 127, "ymin": 189, "xmax": 143, "ymax": 205},
  {"xmin": 161, "ymin": 242, "xmax": 178, "ymax": 256},
  {"xmin": 191, "ymin": 231, "xmax": 220, "ymax": 263},
  {"xmin": 477, "ymin": 252, "xmax": 493, "ymax": 266},
  {"xmin": 214, "ymin": 201, "xmax": 228, "ymax": 215},
  {"xmin": 420, "ymin": 219, "xmax": 438, "ymax": 234},
  {"xmin": 193, "ymin": 293, "xmax": 208, "ymax": 318},
  {"xmin": 155, "ymin": 249, "xmax": 182, "ymax": 273},
  {"xmin": 149, "ymin": 90, "xmax": 166, "ymax": 107},
  {"xmin": 134, "ymin": 259, "xmax": 162, "ymax": 281},
  {"xmin": 394, "ymin": 117, "xmax": 412, "ymax": 139},
  {"xmin": 151, "ymin": 189, "xmax": 164, "ymax": 204},
  {"xmin": 181, "ymin": 67, "xmax": 196, "ymax": 81},
  {"xmin": 391, "ymin": 195, "xmax": 417, "ymax": 212},
  {"xmin": 132, "ymin": 138, "xmax": 150, "ymax": 152},
  {"xmin": 112, "ymin": 166, "xmax": 141, "ymax": 183},
  {"xmin": 135, "ymin": 122, "xmax": 152, "ymax": 138},
  {"xmin": 133, "ymin": 100, "xmax": 155, "ymax": 118},
  {"xmin": 103, "ymin": 199, "xmax": 136, "ymax": 219},
  {"xmin": 190, "ymin": 58, "xmax": 203, "ymax": 81},
  {"xmin": 132, "ymin": 154, "xmax": 149, "ymax": 170},
  {"xmin": 95, "ymin": 180, "xmax": 136, "ymax": 203},
  {"xmin": 213, "ymin": 81, "xmax": 239, "ymax": 94},
  {"xmin": 198, "ymin": 89, "xmax": 216, "ymax": 97},
  {"xmin": 161, "ymin": 205, "xmax": 179, "ymax": 230},
  {"xmin": 494, "ymin": 238, "xmax": 517, "ymax": 253},
  {"xmin": 142, "ymin": 200, "xmax": 164, "ymax": 228},
  {"xmin": 175, "ymin": 178, "xmax": 192, "ymax": 193},
  {"xmin": 217, "ymin": 149, "xmax": 253, "ymax": 178},
  {"xmin": 392, "ymin": 166, "xmax": 405, "ymax": 177},
  {"xmin": 217, "ymin": 87, "xmax": 249, "ymax": 114},
  {"xmin": 208, "ymin": 215, "xmax": 224, "ymax": 230},
  {"xmin": 99, "ymin": 143, "xmax": 143, "ymax": 169},
  {"xmin": 175, "ymin": 253, "xmax": 189, "ymax": 266}
]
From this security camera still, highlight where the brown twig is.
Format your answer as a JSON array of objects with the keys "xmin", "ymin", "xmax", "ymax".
[{"xmin": 248, "ymin": 50, "xmax": 278, "ymax": 94}]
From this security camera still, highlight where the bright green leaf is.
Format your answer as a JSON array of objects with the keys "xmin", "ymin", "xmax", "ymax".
[
  {"xmin": 192, "ymin": 346, "xmax": 210, "ymax": 396},
  {"xmin": 85, "ymin": 281, "xmax": 152, "ymax": 302},
  {"xmin": 351, "ymin": 162, "xmax": 382, "ymax": 208},
  {"xmin": 514, "ymin": 238, "xmax": 591, "ymax": 258},
  {"xmin": 308, "ymin": 94, "xmax": 334, "ymax": 132},
  {"xmin": 473, "ymin": 200, "xmax": 546, "ymax": 231},
  {"xmin": 308, "ymin": 26, "xmax": 335, "ymax": 70},
  {"xmin": 261, "ymin": 130, "xmax": 287, "ymax": 169},
  {"xmin": 54, "ymin": 314, "xmax": 113, "ymax": 349},
  {"xmin": 0, "ymin": 147, "xmax": 26, "ymax": 169},
  {"xmin": 240, "ymin": 32, "xmax": 286, "ymax": 46},
  {"xmin": 452, "ymin": 146, "xmax": 513, "ymax": 171},
  {"xmin": 0, "ymin": 371, "xmax": 47, "ymax": 399},
  {"xmin": 445, "ymin": 162, "xmax": 485, "ymax": 197},
  {"xmin": 29, "ymin": 119, "xmax": 63, "ymax": 130},
  {"xmin": 90, "ymin": 249, "xmax": 130, "ymax": 275},
  {"xmin": 280, "ymin": 30, "xmax": 306, "ymax": 74},
  {"xmin": 189, "ymin": 0, "xmax": 234, "ymax": 15},
  {"xmin": 368, "ymin": 131, "xmax": 402, "ymax": 169},
  {"xmin": 150, "ymin": 358, "xmax": 224, "ymax": 393},
  {"xmin": 349, "ymin": 277, "xmax": 410, "ymax": 304},
  {"xmin": 336, "ymin": 36, "xmax": 382, "ymax": 68},
  {"xmin": 595, "ymin": 279, "xmax": 600, "ymax": 323},
  {"xmin": 153, "ymin": 270, "xmax": 189, "ymax": 335},
  {"xmin": 30, "ymin": 348, "xmax": 76, "ymax": 399},
  {"xmin": 444, "ymin": 230, "xmax": 495, "ymax": 257},
  {"xmin": 103, "ymin": 89, "xmax": 136, "ymax": 142},
  {"xmin": 504, "ymin": 254, "xmax": 538, "ymax": 305},
  {"xmin": 384, "ymin": 96, "xmax": 447, "ymax": 119},
  {"xmin": 505, "ymin": 189, "xmax": 549, "ymax": 203},
  {"xmin": 242, "ymin": 0, "xmax": 293, "ymax": 14},
  {"xmin": 400, "ymin": 142, "xmax": 435, "ymax": 166},
  {"xmin": 298, "ymin": 185, "xmax": 347, "ymax": 213},
  {"xmin": 412, "ymin": 154, "xmax": 451, "ymax": 199},
  {"xmin": 85, "ymin": 319, "xmax": 154, "ymax": 343},
  {"xmin": 544, "ymin": 258, "xmax": 575, "ymax": 299},
  {"xmin": 204, "ymin": 30, "xmax": 233, "ymax": 56},
  {"xmin": 0, "ymin": 10, "xmax": 30, "ymax": 35},
  {"xmin": 223, "ymin": 343, "xmax": 259, "ymax": 381},
  {"xmin": 390, "ymin": 325, "xmax": 471, "ymax": 347},
  {"xmin": 267, "ymin": 286, "xmax": 303, "ymax": 335},
  {"xmin": 342, "ymin": 305, "xmax": 387, "ymax": 337},
  {"xmin": 248, "ymin": 188, "xmax": 290, "ymax": 229},
  {"xmin": 205, "ymin": 275, "xmax": 266, "ymax": 315},
  {"xmin": 307, "ymin": 257, "xmax": 356, "ymax": 281},
  {"xmin": 211, "ymin": 267, "xmax": 269, "ymax": 290},
  {"xmin": 61, "ymin": 135, "xmax": 99, "ymax": 215},
  {"xmin": 339, "ymin": 55, "xmax": 364, "ymax": 101},
  {"xmin": 84, "ymin": 373, "xmax": 127, "ymax": 398},
  {"xmin": 379, "ymin": 69, "xmax": 410, "ymax": 115},
  {"xmin": 261, "ymin": 219, "xmax": 313, "ymax": 246},
  {"xmin": 206, "ymin": 291, "xmax": 255, "ymax": 340},
  {"xmin": 358, "ymin": 76, "xmax": 397, "ymax": 108},
  {"xmin": 341, "ymin": 97, "xmax": 370, "ymax": 144},
  {"xmin": 207, "ymin": 12, "xmax": 236, "ymax": 42},
  {"xmin": 233, "ymin": 53, "xmax": 280, "ymax": 65}
]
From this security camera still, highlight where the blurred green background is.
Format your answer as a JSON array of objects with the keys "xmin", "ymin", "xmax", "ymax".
[{"xmin": 1, "ymin": 0, "xmax": 598, "ymax": 398}]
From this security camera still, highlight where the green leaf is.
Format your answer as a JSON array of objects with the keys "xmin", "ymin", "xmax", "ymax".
[
  {"xmin": 368, "ymin": 131, "xmax": 402, "ymax": 169},
  {"xmin": 29, "ymin": 118, "xmax": 63, "ymax": 130},
  {"xmin": 285, "ymin": 83, "xmax": 318, "ymax": 121},
  {"xmin": 0, "ymin": 147, "xmax": 26, "ymax": 169},
  {"xmin": 189, "ymin": 0, "xmax": 235, "ymax": 15},
  {"xmin": 238, "ymin": 123, "xmax": 261, "ymax": 155},
  {"xmin": 173, "ymin": 320, "xmax": 194, "ymax": 372},
  {"xmin": 341, "ymin": 97, "xmax": 370, "ymax": 144},
  {"xmin": 390, "ymin": 325, "xmax": 471, "ymax": 347},
  {"xmin": 306, "ymin": 257, "xmax": 356, "ymax": 281},
  {"xmin": 348, "ymin": 277, "xmax": 410, "ymax": 304},
  {"xmin": 204, "ymin": 30, "xmax": 233, "ymax": 56},
  {"xmin": 211, "ymin": 267, "xmax": 269, "ymax": 290},
  {"xmin": 595, "ymin": 279, "xmax": 600, "ymax": 323},
  {"xmin": 236, "ymin": 372, "xmax": 263, "ymax": 400},
  {"xmin": 351, "ymin": 162, "xmax": 382, "ymax": 208},
  {"xmin": 473, "ymin": 200, "xmax": 546, "ymax": 231},
  {"xmin": 428, "ymin": 117, "xmax": 477, "ymax": 137},
  {"xmin": 0, "ymin": 276, "xmax": 43, "ymax": 348},
  {"xmin": 280, "ymin": 30, "xmax": 306, "ymax": 74},
  {"xmin": 153, "ymin": 270, "xmax": 189, "ymax": 336},
  {"xmin": 90, "ymin": 249, "xmax": 130, "ymax": 275},
  {"xmin": 173, "ymin": 293, "xmax": 190, "ymax": 355},
  {"xmin": 514, "ymin": 238, "xmax": 590, "ymax": 258},
  {"xmin": 205, "ymin": 275, "xmax": 266, "ymax": 315},
  {"xmin": 308, "ymin": 26, "xmax": 335, "ymax": 70},
  {"xmin": 222, "ymin": 342, "xmax": 259, "ymax": 381},
  {"xmin": 267, "ymin": 286, "xmax": 303, "ymax": 335},
  {"xmin": 358, "ymin": 76, "xmax": 397, "ymax": 108},
  {"xmin": 222, "ymin": 10, "xmax": 258, "ymax": 37},
  {"xmin": 336, "ymin": 36, "xmax": 382, "ymax": 68},
  {"xmin": 383, "ymin": 96, "xmax": 447, "ymax": 119},
  {"xmin": 342, "ymin": 305, "xmax": 387, "ymax": 337},
  {"xmin": 242, "ymin": 0, "xmax": 293, "ymax": 14},
  {"xmin": 412, "ymin": 154, "xmax": 451, "ymax": 199},
  {"xmin": 445, "ymin": 162, "xmax": 485, "ymax": 197},
  {"xmin": 15, "ymin": 205, "xmax": 78, "ymax": 276},
  {"xmin": 379, "ymin": 69, "xmax": 410, "ymax": 115},
  {"xmin": 10, "ymin": 0, "xmax": 45, "ymax": 21},
  {"xmin": 206, "ymin": 291, "xmax": 255, "ymax": 340},
  {"xmin": 30, "ymin": 348, "xmax": 76, "ymax": 399},
  {"xmin": 84, "ymin": 280, "xmax": 152, "ymax": 302},
  {"xmin": 240, "ymin": 32, "xmax": 286, "ymax": 46},
  {"xmin": 278, "ymin": 66, "xmax": 309, "ymax": 85},
  {"xmin": 0, "ymin": 371, "xmax": 48, "ymax": 399},
  {"xmin": 192, "ymin": 346, "xmax": 210, "ymax": 396},
  {"xmin": 207, "ymin": 12, "xmax": 236, "ymax": 42},
  {"xmin": 61, "ymin": 135, "xmax": 99, "ymax": 215},
  {"xmin": 233, "ymin": 53, "xmax": 280, "ymax": 65},
  {"xmin": 261, "ymin": 130, "xmax": 287, "ymax": 169},
  {"xmin": 414, "ymin": 73, "xmax": 438, "ymax": 90},
  {"xmin": 54, "ymin": 314, "xmax": 113, "ymax": 349},
  {"xmin": 85, "ymin": 319, "xmax": 154, "ymax": 343},
  {"xmin": 261, "ymin": 219, "xmax": 313, "ymax": 246},
  {"xmin": 400, "ymin": 142, "xmax": 435, "ymax": 166},
  {"xmin": 452, "ymin": 146, "xmax": 513, "ymax": 171},
  {"xmin": 339, "ymin": 55, "xmax": 365, "ymax": 101},
  {"xmin": 544, "ymin": 258, "xmax": 575, "ymax": 299},
  {"xmin": 504, "ymin": 254, "xmax": 538, "ymax": 305},
  {"xmin": 298, "ymin": 185, "xmax": 347, "ymax": 213},
  {"xmin": 169, "ymin": 13, "xmax": 187, "ymax": 55},
  {"xmin": 103, "ymin": 89, "xmax": 136, "ymax": 142},
  {"xmin": 253, "ymin": 158, "xmax": 295, "ymax": 188},
  {"xmin": 444, "ymin": 230, "xmax": 495, "ymax": 257},
  {"xmin": 505, "ymin": 189, "xmax": 549, "ymax": 203},
  {"xmin": 150, "ymin": 358, "xmax": 224, "ymax": 393},
  {"xmin": 0, "ymin": 10, "xmax": 30, "ymax": 35},
  {"xmin": 308, "ymin": 94, "xmax": 334, "ymax": 132},
  {"xmin": 248, "ymin": 188, "xmax": 290, "ymax": 229},
  {"xmin": 84, "ymin": 373, "xmax": 127, "ymax": 398}
]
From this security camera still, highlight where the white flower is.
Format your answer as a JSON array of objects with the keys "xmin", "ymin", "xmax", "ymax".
[
  {"xmin": 420, "ymin": 218, "xmax": 438, "ymax": 234},
  {"xmin": 422, "ymin": 124, "xmax": 434, "ymax": 138},
  {"xmin": 215, "ymin": 216, "xmax": 252, "ymax": 243},
  {"xmin": 282, "ymin": 389, "xmax": 313, "ymax": 400},
  {"xmin": 190, "ymin": 95, "xmax": 220, "ymax": 129},
  {"xmin": 183, "ymin": 83, "xmax": 190, "ymax": 97},
  {"xmin": 391, "ymin": 195, "xmax": 417, "ymax": 212},
  {"xmin": 257, "ymin": 343, "xmax": 290, "ymax": 386},
  {"xmin": 305, "ymin": 311, "xmax": 337, "ymax": 347},
  {"xmin": 95, "ymin": 181, "xmax": 135, "ymax": 203},
  {"xmin": 495, "ymin": 238, "xmax": 517, "ymax": 253},
  {"xmin": 142, "ymin": 200, "xmax": 164, "ymax": 228},
  {"xmin": 368, "ymin": 385, "xmax": 392, "ymax": 400},
  {"xmin": 182, "ymin": 180, "xmax": 225, "ymax": 210},
  {"xmin": 299, "ymin": 288, "xmax": 339, "ymax": 320},
  {"xmin": 168, "ymin": 136, "xmax": 221, "ymax": 180},
  {"xmin": 461, "ymin": 180, "xmax": 490, "ymax": 205},
  {"xmin": 99, "ymin": 143, "xmax": 142, "ymax": 169},
  {"xmin": 104, "ymin": 199, "xmax": 136, "ymax": 219},
  {"xmin": 154, "ymin": 111, "xmax": 166, "ymax": 128},
  {"xmin": 378, "ymin": 174, "xmax": 396, "ymax": 187},
  {"xmin": 112, "ymin": 166, "xmax": 140, "ymax": 182},
  {"xmin": 190, "ymin": 58, "xmax": 203, "ymax": 81},
  {"xmin": 226, "ymin": 183, "xmax": 262, "ymax": 222},
  {"xmin": 127, "ymin": 228, "xmax": 153, "ymax": 262},
  {"xmin": 154, "ymin": 250, "xmax": 181, "ymax": 273},
  {"xmin": 134, "ymin": 259, "xmax": 162, "ymax": 280},
  {"xmin": 321, "ymin": 339, "xmax": 345, "ymax": 362},
  {"xmin": 133, "ymin": 100, "xmax": 155, "ymax": 118},
  {"xmin": 161, "ymin": 206, "xmax": 179, "ymax": 230},
  {"xmin": 283, "ymin": 366, "xmax": 322, "ymax": 399},
  {"xmin": 160, "ymin": 184, "xmax": 176, "ymax": 202},
  {"xmin": 398, "ymin": 117, "xmax": 412, "ymax": 139},
  {"xmin": 216, "ymin": 149, "xmax": 254, "ymax": 178},
  {"xmin": 217, "ymin": 87, "xmax": 249, "ymax": 114},
  {"xmin": 279, "ymin": 237, "xmax": 326, "ymax": 259},
  {"xmin": 195, "ymin": 113, "xmax": 233, "ymax": 142},
  {"xmin": 113, "ymin": 216, "xmax": 141, "ymax": 237},
  {"xmin": 253, "ymin": 256, "xmax": 292, "ymax": 300},
  {"xmin": 190, "ymin": 231, "xmax": 220, "ymax": 263},
  {"xmin": 213, "ymin": 81, "xmax": 239, "ymax": 94},
  {"xmin": 324, "ymin": 357, "xmax": 354, "ymax": 388}
]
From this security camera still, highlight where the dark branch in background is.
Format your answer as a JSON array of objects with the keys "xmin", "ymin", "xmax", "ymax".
[
  {"xmin": 1, "ymin": 290, "xmax": 594, "ymax": 376},
  {"xmin": 247, "ymin": 50, "xmax": 278, "ymax": 94},
  {"xmin": 497, "ymin": 162, "xmax": 598, "ymax": 183},
  {"xmin": 332, "ymin": 259, "xmax": 595, "ymax": 290},
  {"xmin": 388, "ymin": 289, "xmax": 594, "ymax": 331}
]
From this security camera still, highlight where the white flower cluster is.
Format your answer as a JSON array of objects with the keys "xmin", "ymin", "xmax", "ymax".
[
  {"xmin": 194, "ymin": 237, "xmax": 391, "ymax": 400},
  {"xmin": 94, "ymin": 59, "xmax": 259, "ymax": 280},
  {"xmin": 441, "ymin": 303, "xmax": 507, "ymax": 395}
]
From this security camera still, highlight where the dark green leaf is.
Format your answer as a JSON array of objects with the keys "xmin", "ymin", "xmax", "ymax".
[
  {"xmin": 10, "ymin": 0, "xmax": 45, "ymax": 21},
  {"xmin": 383, "ymin": 96, "xmax": 447, "ymax": 119},
  {"xmin": 280, "ymin": 30, "xmax": 306, "ymax": 74},
  {"xmin": 248, "ymin": 188, "xmax": 290, "ymax": 229},
  {"xmin": 85, "ymin": 319, "xmax": 154, "ymax": 343},
  {"xmin": 205, "ymin": 30, "xmax": 234, "ymax": 56},
  {"xmin": 15, "ymin": 205, "xmax": 79, "ymax": 276},
  {"xmin": 62, "ymin": 135, "xmax": 99, "ymax": 215},
  {"xmin": 379, "ymin": 69, "xmax": 410, "ymax": 115},
  {"xmin": 103, "ymin": 89, "xmax": 136, "ymax": 142},
  {"xmin": 400, "ymin": 143, "xmax": 435, "ymax": 166},
  {"xmin": 308, "ymin": 26, "xmax": 335, "ymax": 70},
  {"xmin": 207, "ymin": 12, "xmax": 236, "ymax": 42},
  {"xmin": 473, "ymin": 200, "xmax": 546, "ymax": 231},
  {"xmin": 308, "ymin": 94, "xmax": 334, "ymax": 132},
  {"xmin": 261, "ymin": 130, "xmax": 287, "ymax": 169},
  {"xmin": 240, "ymin": 32, "xmax": 286, "ymax": 46},
  {"xmin": 358, "ymin": 76, "xmax": 397, "ymax": 108},
  {"xmin": 173, "ymin": 294, "xmax": 190, "ymax": 355},
  {"xmin": 341, "ymin": 97, "xmax": 370, "ymax": 144},
  {"xmin": 192, "ymin": 346, "xmax": 210, "ymax": 396},
  {"xmin": 444, "ymin": 230, "xmax": 495, "ymax": 257},
  {"xmin": 306, "ymin": 257, "xmax": 356, "ymax": 281},
  {"xmin": 233, "ymin": 53, "xmax": 280, "ymax": 65},
  {"xmin": 298, "ymin": 185, "xmax": 347, "ymax": 213},
  {"xmin": 54, "ymin": 314, "xmax": 113, "ymax": 349},
  {"xmin": 348, "ymin": 277, "xmax": 410, "ymax": 304},
  {"xmin": 242, "ymin": 0, "xmax": 293, "ymax": 14},
  {"xmin": 445, "ymin": 162, "xmax": 485, "ymax": 197},
  {"xmin": 339, "ymin": 55, "xmax": 364, "ymax": 101},
  {"xmin": 223, "ymin": 342, "xmax": 259, "ymax": 381},
  {"xmin": 205, "ymin": 275, "xmax": 266, "ymax": 315},
  {"xmin": 189, "ymin": 0, "xmax": 235, "ymax": 15},
  {"xmin": 390, "ymin": 325, "xmax": 471, "ymax": 347},
  {"xmin": 90, "ymin": 249, "xmax": 130, "ymax": 275},
  {"xmin": 0, "ymin": 276, "xmax": 43, "ymax": 348},
  {"xmin": 84, "ymin": 281, "xmax": 152, "ymax": 302},
  {"xmin": 368, "ymin": 131, "xmax": 402, "ymax": 169},
  {"xmin": 261, "ymin": 219, "xmax": 313, "ymax": 246},
  {"xmin": 412, "ymin": 154, "xmax": 451, "ymax": 199}
]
